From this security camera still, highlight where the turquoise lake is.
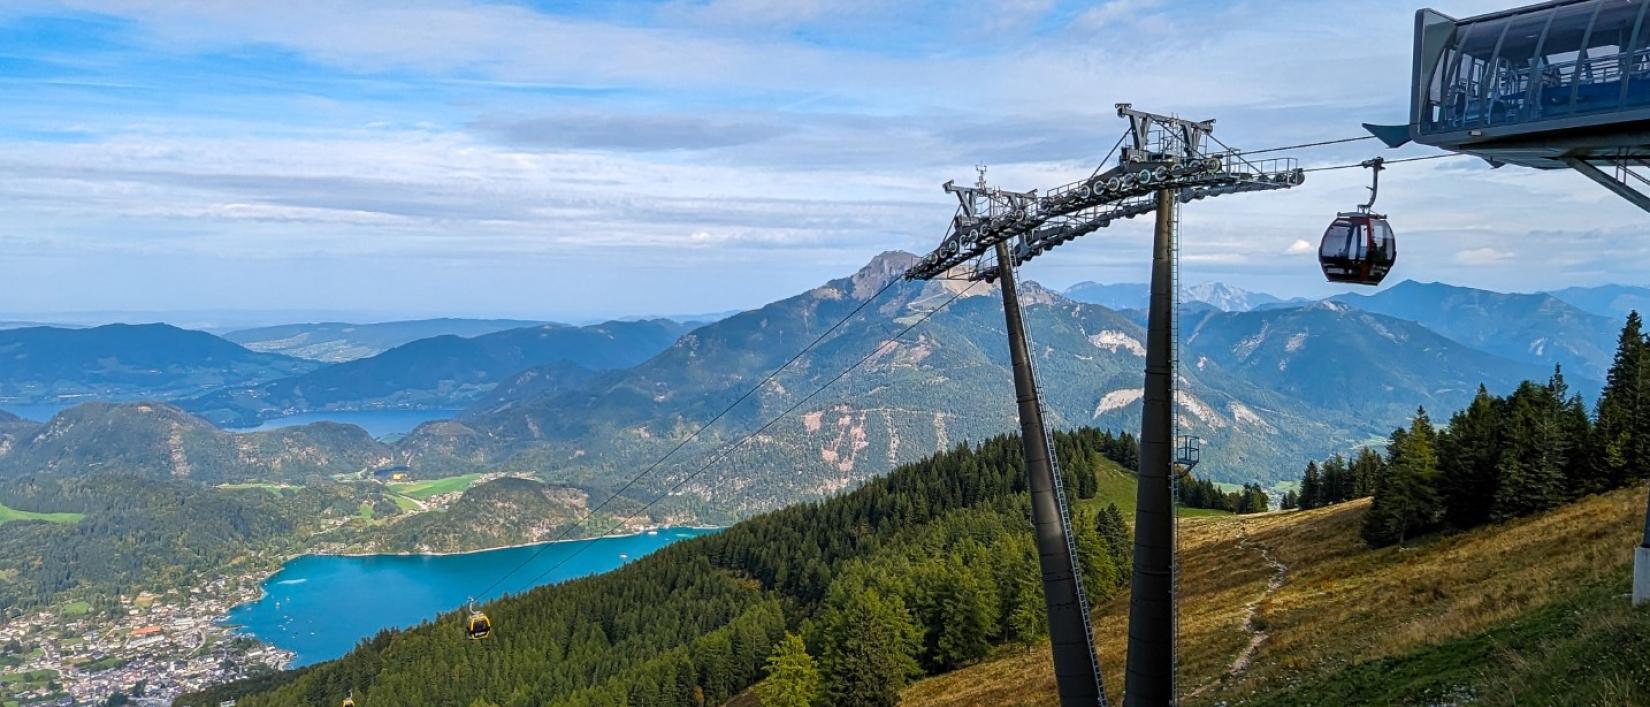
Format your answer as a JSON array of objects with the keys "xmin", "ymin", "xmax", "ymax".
[{"xmin": 224, "ymin": 527, "xmax": 720, "ymax": 666}]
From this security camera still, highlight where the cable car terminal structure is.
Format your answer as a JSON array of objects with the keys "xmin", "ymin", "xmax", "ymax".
[
  {"xmin": 903, "ymin": 104, "xmax": 1305, "ymax": 707},
  {"xmin": 1370, "ymin": 0, "xmax": 1650, "ymax": 212}
]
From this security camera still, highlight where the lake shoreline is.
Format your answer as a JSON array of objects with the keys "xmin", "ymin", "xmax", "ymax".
[
  {"xmin": 315, "ymin": 524, "xmax": 726, "ymax": 558},
  {"xmin": 219, "ymin": 526, "xmax": 722, "ymax": 669}
]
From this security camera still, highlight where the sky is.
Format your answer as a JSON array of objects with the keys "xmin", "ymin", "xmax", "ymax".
[{"xmin": 1, "ymin": 0, "xmax": 1647, "ymax": 324}]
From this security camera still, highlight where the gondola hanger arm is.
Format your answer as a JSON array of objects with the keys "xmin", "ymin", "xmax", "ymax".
[{"xmin": 1359, "ymin": 156, "xmax": 1386, "ymax": 212}]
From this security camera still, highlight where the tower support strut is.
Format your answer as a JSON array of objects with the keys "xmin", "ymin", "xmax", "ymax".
[{"xmin": 994, "ymin": 240, "xmax": 1107, "ymax": 706}]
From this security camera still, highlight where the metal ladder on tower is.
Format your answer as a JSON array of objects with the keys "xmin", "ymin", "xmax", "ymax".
[
  {"xmin": 1021, "ymin": 288, "xmax": 1108, "ymax": 706},
  {"xmin": 1168, "ymin": 191, "xmax": 1183, "ymax": 707},
  {"xmin": 1166, "ymin": 190, "xmax": 1203, "ymax": 707}
]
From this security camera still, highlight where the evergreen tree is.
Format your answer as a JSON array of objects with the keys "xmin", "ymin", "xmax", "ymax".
[
  {"xmin": 933, "ymin": 558, "xmax": 996, "ymax": 668},
  {"xmin": 1281, "ymin": 490, "xmax": 1299, "ymax": 510},
  {"xmin": 1361, "ymin": 409, "xmax": 1443, "ymax": 548},
  {"xmin": 1491, "ymin": 372, "xmax": 1589, "ymax": 521},
  {"xmin": 1322, "ymin": 454, "xmax": 1352, "ymax": 505},
  {"xmin": 816, "ymin": 587, "xmax": 921, "ymax": 707},
  {"xmin": 1593, "ymin": 311, "xmax": 1648, "ymax": 491},
  {"xmin": 1233, "ymin": 483, "xmax": 1270, "ymax": 514},
  {"xmin": 1003, "ymin": 549, "xmax": 1047, "ymax": 646},
  {"xmin": 1438, "ymin": 385, "xmax": 1502, "ymax": 529},
  {"xmin": 1351, "ymin": 447, "xmax": 1385, "ymax": 498},
  {"xmin": 1095, "ymin": 502, "xmax": 1132, "ymax": 583},
  {"xmin": 1073, "ymin": 512, "xmax": 1120, "ymax": 600},
  {"xmin": 753, "ymin": 634, "xmax": 822, "ymax": 707},
  {"xmin": 1299, "ymin": 460, "xmax": 1322, "ymax": 510}
]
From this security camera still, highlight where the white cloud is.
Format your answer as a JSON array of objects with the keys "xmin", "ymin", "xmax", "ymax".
[
  {"xmin": 1453, "ymin": 247, "xmax": 1515, "ymax": 266},
  {"xmin": 1284, "ymin": 239, "xmax": 1314, "ymax": 256}
]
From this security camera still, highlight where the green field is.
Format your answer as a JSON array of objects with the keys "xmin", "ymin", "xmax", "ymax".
[
  {"xmin": 388, "ymin": 494, "xmax": 421, "ymax": 512},
  {"xmin": 387, "ymin": 473, "xmax": 484, "ymax": 500},
  {"xmin": 216, "ymin": 482, "xmax": 293, "ymax": 496},
  {"xmin": 59, "ymin": 601, "xmax": 91, "ymax": 616},
  {"xmin": 0, "ymin": 503, "xmax": 83, "ymax": 525}
]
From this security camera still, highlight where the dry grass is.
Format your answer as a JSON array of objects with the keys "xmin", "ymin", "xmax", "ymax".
[{"xmin": 904, "ymin": 485, "xmax": 1647, "ymax": 706}]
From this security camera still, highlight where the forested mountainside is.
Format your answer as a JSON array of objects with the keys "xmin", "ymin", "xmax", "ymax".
[
  {"xmin": 180, "ymin": 429, "xmax": 1163, "ymax": 707},
  {"xmin": 186, "ymin": 319, "xmax": 690, "ymax": 427},
  {"xmin": 223, "ymin": 318, "xmax": 549, "ymax": 362},
  {"xmin": 0, "ymin": 323, "xmax": 317, "ymax": 404},
  {"xmin": 393, "ymin": 252, "xmax": 1561, "ymax": 515},
  {"xmin": 348, "ymin": 477, "xmax": 593, "ymax": 554},
  {"xmin": 0, "ymin": 402, "xmax": 390, "ymax": 483}
]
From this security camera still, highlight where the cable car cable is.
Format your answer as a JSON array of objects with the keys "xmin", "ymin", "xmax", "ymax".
[
  {"xmin": 1299, "ymin": 153, "xmax": 1461, "ymax": 173},
  {"xmin": 513, "ymin": 281, "xmax": 984, "ymax": 591},
  {"xmin": 468, "ymin": 275, "xmax": 908, "ymax": 601},
  {"xmin": 1233, "ymin": 135, "xmax": 1378, "ymax": 156}
]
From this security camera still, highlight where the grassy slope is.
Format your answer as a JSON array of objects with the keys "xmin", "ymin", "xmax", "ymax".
[
  {"xmin": 1077, "ymin": 459, "xmax": 1231, "ymax": 519},
  {"xmin": 904, "ymin": 484, "xmax": 1649, "ymax": 706},
  {"xmin": 0, "ymin": 503, "xmax": 82, "ymax": 524}
]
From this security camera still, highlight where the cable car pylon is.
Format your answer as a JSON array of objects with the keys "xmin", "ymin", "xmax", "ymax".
[{"xmin": 903, "ymin": 104, "xmax": 1304, "ymax": 706}]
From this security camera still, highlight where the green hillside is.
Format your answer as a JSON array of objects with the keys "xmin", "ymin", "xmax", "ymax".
[
  {"xmin": 0, "ymin": 402, "xmax": 391, "ymax": 484},
  {"xmin": 0, "ymin": 474, "xmax": 390, "ymax": 611}
]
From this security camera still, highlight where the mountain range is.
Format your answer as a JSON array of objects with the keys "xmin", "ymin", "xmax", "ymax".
[
  {"xmin": 0, "ymin": 253, "xmax": 1637, "ymax": 525},
  {"xmin": 222, "ymin": 318, "xmax": 549, "ymax": 362},
  {"xmin": 382, "ymin": 252, "xmax": 1574, "ymax": 516},
  {"xmin": 1325, "ymin": 280, "xmax": 1618, "ymax": 379},
  {"xmin": 185, "ymin": 319, "xmax": 691, "ymax": 427},
  {"xmin": 1544, "ymin": 283, "xmax": 1650, "ymax": 320},
  {"xmin": 1063, "ymin": 280, "xmax": 1288, "ymax": 312}
]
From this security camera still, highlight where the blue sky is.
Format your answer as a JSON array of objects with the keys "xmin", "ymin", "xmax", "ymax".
[{"xmin": 1, "ymin": 0, "xmax": 1646, "ymax": 323}]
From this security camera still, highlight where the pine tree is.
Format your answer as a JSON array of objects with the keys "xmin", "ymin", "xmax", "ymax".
[
  {"xmin": 1299, "ymin": 460, "xmax": 1322, "ymax": 510},
  {"xmin": 1351, "ymin": 447, "xmax": 1385, "ymax": 498},
  {"xmin": 1362, "ymin": 409, "xmax": 1443, "ymax": 547},
  {"xmin": 1003, "ymin": 546, "xmax": 1047, "ymax": 646},
  {"xmin": 1593, "ymin": 311, "xmax": 1648, "ymax": 491},
  {"xmin": 816, "ymin": 587, "xmax": 921, "ymax": 707},
  {"xmin": 1438, "ymin": 385, "xmax": 1502, "ymax": 529},
  {"xmin": 1095, "ymin": 502, "xmax": 1132, "ymax": 583},
  {"xmin": 753, "ymin": 633, "xmax": 822, "ymax": 707},
  {"xmin": 1233, "ymin": 483, "xmax": 1270, "ymax": 514},
  {"xmin": 1322, "ymin": 454, "xmax": 1352, "ymax": 504},
  {"xmin": 1073, "ymin": 512, "xmax": 1120, "ymax": 600},
  {"xmin": 933, "ymin": 559, "xmax": 996, "ymax": 668},
  {"xmin": 1281, "ymin": 490, "xmax": 1299, "ymax": 510},
  {"xmin": 1491, "ymin": 372, "xmax": 1589, "ymax": 521}
]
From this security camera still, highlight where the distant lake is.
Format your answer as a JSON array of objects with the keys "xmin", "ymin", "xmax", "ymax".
[
  {"xmin": 0, "ymin": 402, "xmax": 72, "ymax": 422},
  {"xmin": 223, "ymin": 527, "xmax": 720, "ymax": 667},
  {"xmin": 236, "ymin": 409, "xmax": 462, "ymax": 437}
]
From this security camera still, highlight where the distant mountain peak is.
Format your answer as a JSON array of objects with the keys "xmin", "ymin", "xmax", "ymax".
[
  {"xmin": 1064, "ymin": 280, "xmax": 1280, "ymax": 312},
  {"xmin": 848, "ymin": 251, "xmax": 920, "ymax": 299}
]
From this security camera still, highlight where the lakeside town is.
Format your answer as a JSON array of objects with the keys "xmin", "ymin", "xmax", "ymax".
[{"xmin": 0, "ymin": 572, "xmax": 293, "ymax": 706}]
